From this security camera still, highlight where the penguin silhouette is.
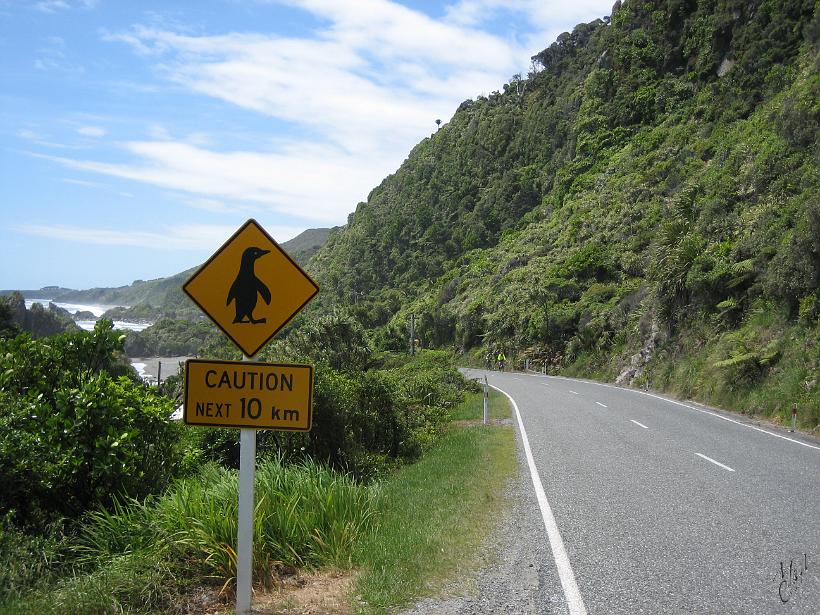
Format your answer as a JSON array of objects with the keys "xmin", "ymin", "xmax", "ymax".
[{"xmin": 227, "ymin": 246, "xmax": 271, "ymax": 324}]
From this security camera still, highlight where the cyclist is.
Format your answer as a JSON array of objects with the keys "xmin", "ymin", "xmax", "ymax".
[{"xmin": 497, "ymin": 350, "xmax": 507, "ymax": 372}]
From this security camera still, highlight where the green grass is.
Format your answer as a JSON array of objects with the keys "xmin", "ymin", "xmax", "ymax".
[
  {"xmin": 1, "ymin": 458, "xmax": 374, "ymax": 614},
  {"xmin": 353, "ymin": 391, "xmax": 515, "ymax": 613}
]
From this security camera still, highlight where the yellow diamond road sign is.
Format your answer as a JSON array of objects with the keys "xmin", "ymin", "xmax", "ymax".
[{"xmin": 183, "ymin": 219, "xmax": 319, "ymax": 357}]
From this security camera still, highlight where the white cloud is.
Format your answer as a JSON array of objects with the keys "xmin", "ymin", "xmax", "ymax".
[
  {"xmin": 14, "ymin": 222, "xmax": 301, "ymax": 251},
  {"xmin": 18, "ymin": 128, "xmax": 44, "ymax": 141},
  {"xmin": 444, "ymin": 0, "xmax": 613, "ymax": 66},
  {"xmin": 18, "ymin": 129, "xmax": 79, "ymax": 149},
  {"xmin": 34, "ymin": 141, "xmax": 380, "ymax": 224},
  {"xmin": 33, "ymin": 34, "xmax": 85, "ymax": 74},
  {"xmin": 109, "ymin": 2, "xmax": 523, "ymax": 159},
  {"xmin": 77, "ymin": 125, "xmax": 106, "ymax": 137},
  {"xmin": 147, "ymin": 123, "xmax": 171, "ymax": 140},
  {"xmin": 35, "ymin": 0, "xmax": 97, "ymax": 13},
  {"xmin": 44, "ymin": 0, "xmax": 614, "ymax": 226},
  {"xmin": 60, "ymin": 177, "xmax": 101, "ymax": 187},
  {"xmin": 444, "ymin": 0, "xmax": 612, "ymax": 26}
]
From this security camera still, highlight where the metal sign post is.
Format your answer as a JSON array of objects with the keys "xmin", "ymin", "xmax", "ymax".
[{"xmin": 236, "ymin": 355, "xmax": 256, "ymax": 615}]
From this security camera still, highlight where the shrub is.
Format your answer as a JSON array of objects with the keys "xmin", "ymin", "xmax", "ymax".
[
  {"xmin": 0, "ymin": 322, "xmax": 184, "ymax": 528},
  {"xmin": 0, "ymin": 373, "xmax": 182, "ymax": 527}
]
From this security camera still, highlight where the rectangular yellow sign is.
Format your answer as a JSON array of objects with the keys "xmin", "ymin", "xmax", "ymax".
[{"xmin": 184, "ymin": 359, "xmax": 313, "ymax": 430}]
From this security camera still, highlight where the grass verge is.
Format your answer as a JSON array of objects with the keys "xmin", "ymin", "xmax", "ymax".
[{"xmin": 352, "ymin": 390, "xmax": 515, "ymax": 613}]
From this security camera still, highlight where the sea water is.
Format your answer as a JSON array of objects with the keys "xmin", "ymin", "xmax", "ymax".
[{"xmin": 24, "ymin": 299, "xmax": 151, "ymax": 332}]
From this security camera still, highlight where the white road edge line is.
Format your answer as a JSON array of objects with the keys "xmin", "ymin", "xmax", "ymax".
[
  {"xmin": 631, "ymin": 420, "xmax": 648, "ymax": 429},
  {"xmin": 695, "ymin": 452, "xmax": 735, "ymax": 472},
  {"xmin": 489, "ymin": 384, "xmax": 588, "ymax": 615},
  {"xmin": 568, "ymin": 390, "xmax": 579, "ymax": 395},
  {"xmin": 595, "ymin": 402, "xmax": 607, "ymax": 408},
  {"xmin": 544, "ymin": 376, "xmax": 820, "ymax": 451}
]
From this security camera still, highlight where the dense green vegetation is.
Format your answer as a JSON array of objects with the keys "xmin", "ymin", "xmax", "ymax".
[
  {"xmin": 189, "ymin": 316, "xmax": 473, "ymax": 480},
  {"xmin": 0, "ymin": 321, "xmax": 182, "ymax": 530},
  {"xmin": 309, "ymin": 0, "xmax": 819, "ymax": 430},
  {"xmin": 123, "ymin": 318, "xmax": 217, "ymax": 357},
  {"xmin": 0, "ymin": 311, "xmax": 484, "ymax": 612}
]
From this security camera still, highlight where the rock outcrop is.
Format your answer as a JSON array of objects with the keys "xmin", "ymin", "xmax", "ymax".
[{"xmin": 0, "ymin": 292, "xmax": 79, "ymax": 338}]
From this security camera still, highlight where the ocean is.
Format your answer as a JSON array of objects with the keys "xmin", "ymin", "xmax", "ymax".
[{"xmin": 24, "ymin": 299, "xmax": 151, "ymax": 332}]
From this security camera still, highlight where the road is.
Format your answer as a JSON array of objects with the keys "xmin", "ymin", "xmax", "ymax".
[{"xmin": 458, "ymin": 369, "xmax": 820, "ymax": 615}]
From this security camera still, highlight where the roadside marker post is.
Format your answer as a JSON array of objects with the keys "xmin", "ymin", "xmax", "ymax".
[
  {"xmin": 483, "ymin": 376, "xmax": 489, "ymax": 425},
  {"xmin": 182, "ymin": 219, "xmax": 319, "ymax": 615},
  {"xmin": 790, "ymin": 403, "xmax": 797, "ymax": 433}
]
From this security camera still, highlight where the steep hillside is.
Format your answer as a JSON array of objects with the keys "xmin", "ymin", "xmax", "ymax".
[
  {"xmin": 282, "ymin": 226, "xmax": 339, "ymax": 265},
  {"xmin": 309, "ymin": 0, "xmax": 819, "ymax": 428}
]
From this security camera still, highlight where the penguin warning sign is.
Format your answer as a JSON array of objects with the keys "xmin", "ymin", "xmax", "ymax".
[{"xmin": 183, "ymin": 219, "xmax": 319, "ymax": 357}]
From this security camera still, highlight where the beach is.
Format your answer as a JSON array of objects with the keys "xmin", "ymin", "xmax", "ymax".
[{"xmin": 131, "ymin": 356, "xmax": 192, "ymax": 384}]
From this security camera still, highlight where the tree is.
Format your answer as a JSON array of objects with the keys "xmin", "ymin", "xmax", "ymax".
[{"xmin": 0, "ymin": 298, "xmax": 19, "ymax": 339}]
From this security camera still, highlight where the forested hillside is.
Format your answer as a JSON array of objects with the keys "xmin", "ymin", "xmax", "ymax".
[{"xmin": 309, "ymin": 0, "xmax": 819, "ymax": 428}]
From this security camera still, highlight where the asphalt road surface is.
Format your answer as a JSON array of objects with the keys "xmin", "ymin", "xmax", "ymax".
[{"xmin": 425, "ymin": 370, "xmax": 819, "ymax": 615}]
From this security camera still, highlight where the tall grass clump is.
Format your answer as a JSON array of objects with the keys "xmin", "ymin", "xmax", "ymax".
[
  {"xmin": 4, "ymin": 457, "xmax": 374, "ymax": 614},
  {"xmin": 82, "ymin": 457, "xmax": 375, "ymax": 585}
]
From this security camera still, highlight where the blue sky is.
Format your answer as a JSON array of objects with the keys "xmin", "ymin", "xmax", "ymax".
[{"xmin": 1, "ymin": 0, "xmax": 613, "ymax": 290}]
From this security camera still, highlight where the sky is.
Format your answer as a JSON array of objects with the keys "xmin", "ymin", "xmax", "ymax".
[{"xmin": 1, "ymin": 0, "xmax": 614, "ymax": 291}]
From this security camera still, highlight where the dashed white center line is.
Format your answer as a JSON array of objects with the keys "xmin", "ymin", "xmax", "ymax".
[
  {"xmin": 695, "ymin": 453, "xmax": 735, "ymax": 472},
  {"xmin": 595, "ymin": 402, "xmax": 607, "ymax": 408},
  {"xmin": 568, "ymin": 390, "xmax": 579, "ymax": 395},
  {"xmin": 542, "ymin": 375, "xmax": 820, "ymax": 451},
  {"xmin": 630, "ymin": 419, "xmax": 648, "ymax": 429}
]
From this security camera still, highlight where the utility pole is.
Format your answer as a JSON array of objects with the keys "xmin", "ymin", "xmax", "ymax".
[{"xmin": 409, "ymin": 313, "xmax": 416, "ymax": 355}]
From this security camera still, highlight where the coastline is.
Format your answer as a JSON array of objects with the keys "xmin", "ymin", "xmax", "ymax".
[{"xmin": 131, "ymin": 356, "xmax": 192, "ymax": 384}]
